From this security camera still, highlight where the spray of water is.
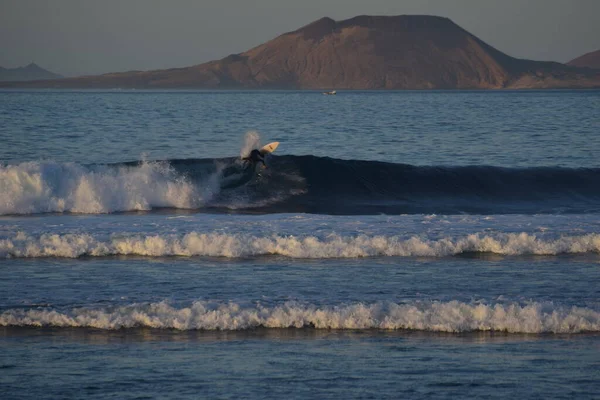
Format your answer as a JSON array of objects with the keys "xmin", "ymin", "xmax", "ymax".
[{"xmin": 240, "ymin": 131, "xmax": 261, "ymax": 158}]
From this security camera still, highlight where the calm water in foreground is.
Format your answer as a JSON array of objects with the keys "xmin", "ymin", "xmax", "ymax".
[{"xmin": 1, "ymin": 90, "xmax": 600, "ymax": 399}]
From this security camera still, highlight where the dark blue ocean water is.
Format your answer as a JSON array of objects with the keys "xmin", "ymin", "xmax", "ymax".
[{"xmin": 1, "ymin": 90, "xmax": 600, "ymax": 399}]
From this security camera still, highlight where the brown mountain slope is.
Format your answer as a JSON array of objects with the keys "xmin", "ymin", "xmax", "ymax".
[
  {"xmin": 3, "ymin": 15, "xmax": 599, "ymax": 89},
  {"xmin": 568, "ymin": 49, "xmax": 600, "ymax": 69}
]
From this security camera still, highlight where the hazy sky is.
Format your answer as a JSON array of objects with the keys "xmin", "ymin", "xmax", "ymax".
[{"xmin": 1, "ymin": 0, "xmax": 598, "ymax": 77}]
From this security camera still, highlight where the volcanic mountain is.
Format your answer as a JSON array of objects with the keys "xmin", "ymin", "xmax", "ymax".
[
  {"xmin": 3, "ymin": 15, "xmax": 599, "ymax": 89},
  {"xmin": 568, "ymin": 49, "xmax": 600, "ymax": 70},
  {"xmin": 0, "ymin": 62, "xmax": 62, "ymax": 82}
]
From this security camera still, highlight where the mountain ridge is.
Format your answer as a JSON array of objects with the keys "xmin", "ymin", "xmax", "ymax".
[
  {"xmin": 568, "ymin": 49, "xmax": 600, "ymax": 70},
  {"xmin": 0, "ymin": 63, "xmax": 63, "ymax": 82},
  {"xmin": 2, "ymin": 15, "xmax": 598, "ymax": 89}
]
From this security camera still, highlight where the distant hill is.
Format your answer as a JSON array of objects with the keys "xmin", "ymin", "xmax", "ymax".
[
  {"xmin": 0, "ymin": 62, "xmax": 63, "ymax": 82},
  {"xmin": 567, "ymin": 50, "xmax": 600, "ymax": 70},
  {"xmin": 2, "ymin": 15, "xmax": 598, "ymax": 89}
]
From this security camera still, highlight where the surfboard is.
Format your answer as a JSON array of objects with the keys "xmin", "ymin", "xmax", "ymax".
[{"xmin": 259, "ymin": 142, "xmax": 279, "ymax": 155}]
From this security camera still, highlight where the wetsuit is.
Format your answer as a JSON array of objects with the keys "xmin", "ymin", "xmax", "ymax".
[{"xmin": 242, "ymin": 149, "xmax": 266, "ymax": 167}]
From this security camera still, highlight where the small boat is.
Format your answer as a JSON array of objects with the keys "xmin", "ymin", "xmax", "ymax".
[{"xmin": 322, "ymin": 90, "xmax": 337, "ymax": 95}]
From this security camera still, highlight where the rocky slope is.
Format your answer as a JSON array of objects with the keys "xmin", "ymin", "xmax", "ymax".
[
  {"xmin": 2, "ymin": 16, "xmax": 598, "ymax": 89},
  {"xmin": 568, "ymin": 49, "xmax": 600, "ymax": 70}
]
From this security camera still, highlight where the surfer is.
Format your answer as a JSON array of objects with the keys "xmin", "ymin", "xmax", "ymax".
[{"xmin": 242, "ymin": 149, "xmax": 266, "ymax": 168}]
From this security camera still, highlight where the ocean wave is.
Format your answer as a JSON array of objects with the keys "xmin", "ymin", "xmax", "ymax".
[
  {"xmin": 3, "ymin": 231, "xmax": 600, "ymax": 259},
  {"xmin": 0, "ymin": 160, "xmax": 217, "ymax": 215},
  {"xmin": 1, "ymin": 300, "xmax": 598, "ymax": 333},
  {"xmin": 3, "ymin": 156, "xmax": 600, "ymax": 215}
]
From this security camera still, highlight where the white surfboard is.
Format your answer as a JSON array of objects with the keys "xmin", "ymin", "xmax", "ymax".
[{"xmin": 259, "ymin": 142, "xmax": 279, "ymax": 155}]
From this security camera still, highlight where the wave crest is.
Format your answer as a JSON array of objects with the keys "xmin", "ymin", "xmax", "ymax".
[
  {"xmin": 0, "ymin": 161, "xmax": 216, "ymax": 214},
  {"xmin": 4, "ymin": 156, "xmax": 600, "ymax": 215},
  {"xmin": 3, "ymin": 231, "xmax": 600, "ymax": 259},
  {"xmin": 2, "ymin": 300, "xmax": 598, "ymax": 333}
]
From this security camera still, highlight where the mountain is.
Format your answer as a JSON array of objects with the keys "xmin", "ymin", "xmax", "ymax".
[
  {"xmin": 0, "ymin": 62, "xmax": 63, "ymax": 82},
  {"xmin": 2, "ymin": 15, "xmax": 598, "ymax": 89},
  {"xmin": 567, "ymin": 50, "xmax": 600, "ymax": 70}
]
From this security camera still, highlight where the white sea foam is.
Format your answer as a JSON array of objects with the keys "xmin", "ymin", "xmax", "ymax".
[
  {"xmin": 1, "ymin": 300, "xmax": 598, "ymax": 333},
  {"xmin": 240, "ymin": 130, "xmax": 261, "ymax": 158},
  {"xmin": 0, "ymin": 161, "xmax": 217, "ymax": 215},
  {"xmin": 2, "ymin": 232, "xmax": 600, "ymax": 259}
]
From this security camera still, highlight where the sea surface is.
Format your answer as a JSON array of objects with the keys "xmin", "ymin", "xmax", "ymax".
[{"xmin": 1, "ymin": 89, "xmax": 600, "ymax": 399}]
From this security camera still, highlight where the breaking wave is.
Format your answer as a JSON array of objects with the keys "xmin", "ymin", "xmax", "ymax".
[
  {"xmin": 3, "ymin": 231, "xmax": 600, "ymax": 259},
  {"xmin": 3, "ymin": 155, "xmax": 600, "ymax": 215},
  {"xmin": 1, "ymin": 300, "xmax": 598, "ymax": 333},
  {"xmin": 0, "ymin": 160, "xmax": 217, "ymax": 215}
]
